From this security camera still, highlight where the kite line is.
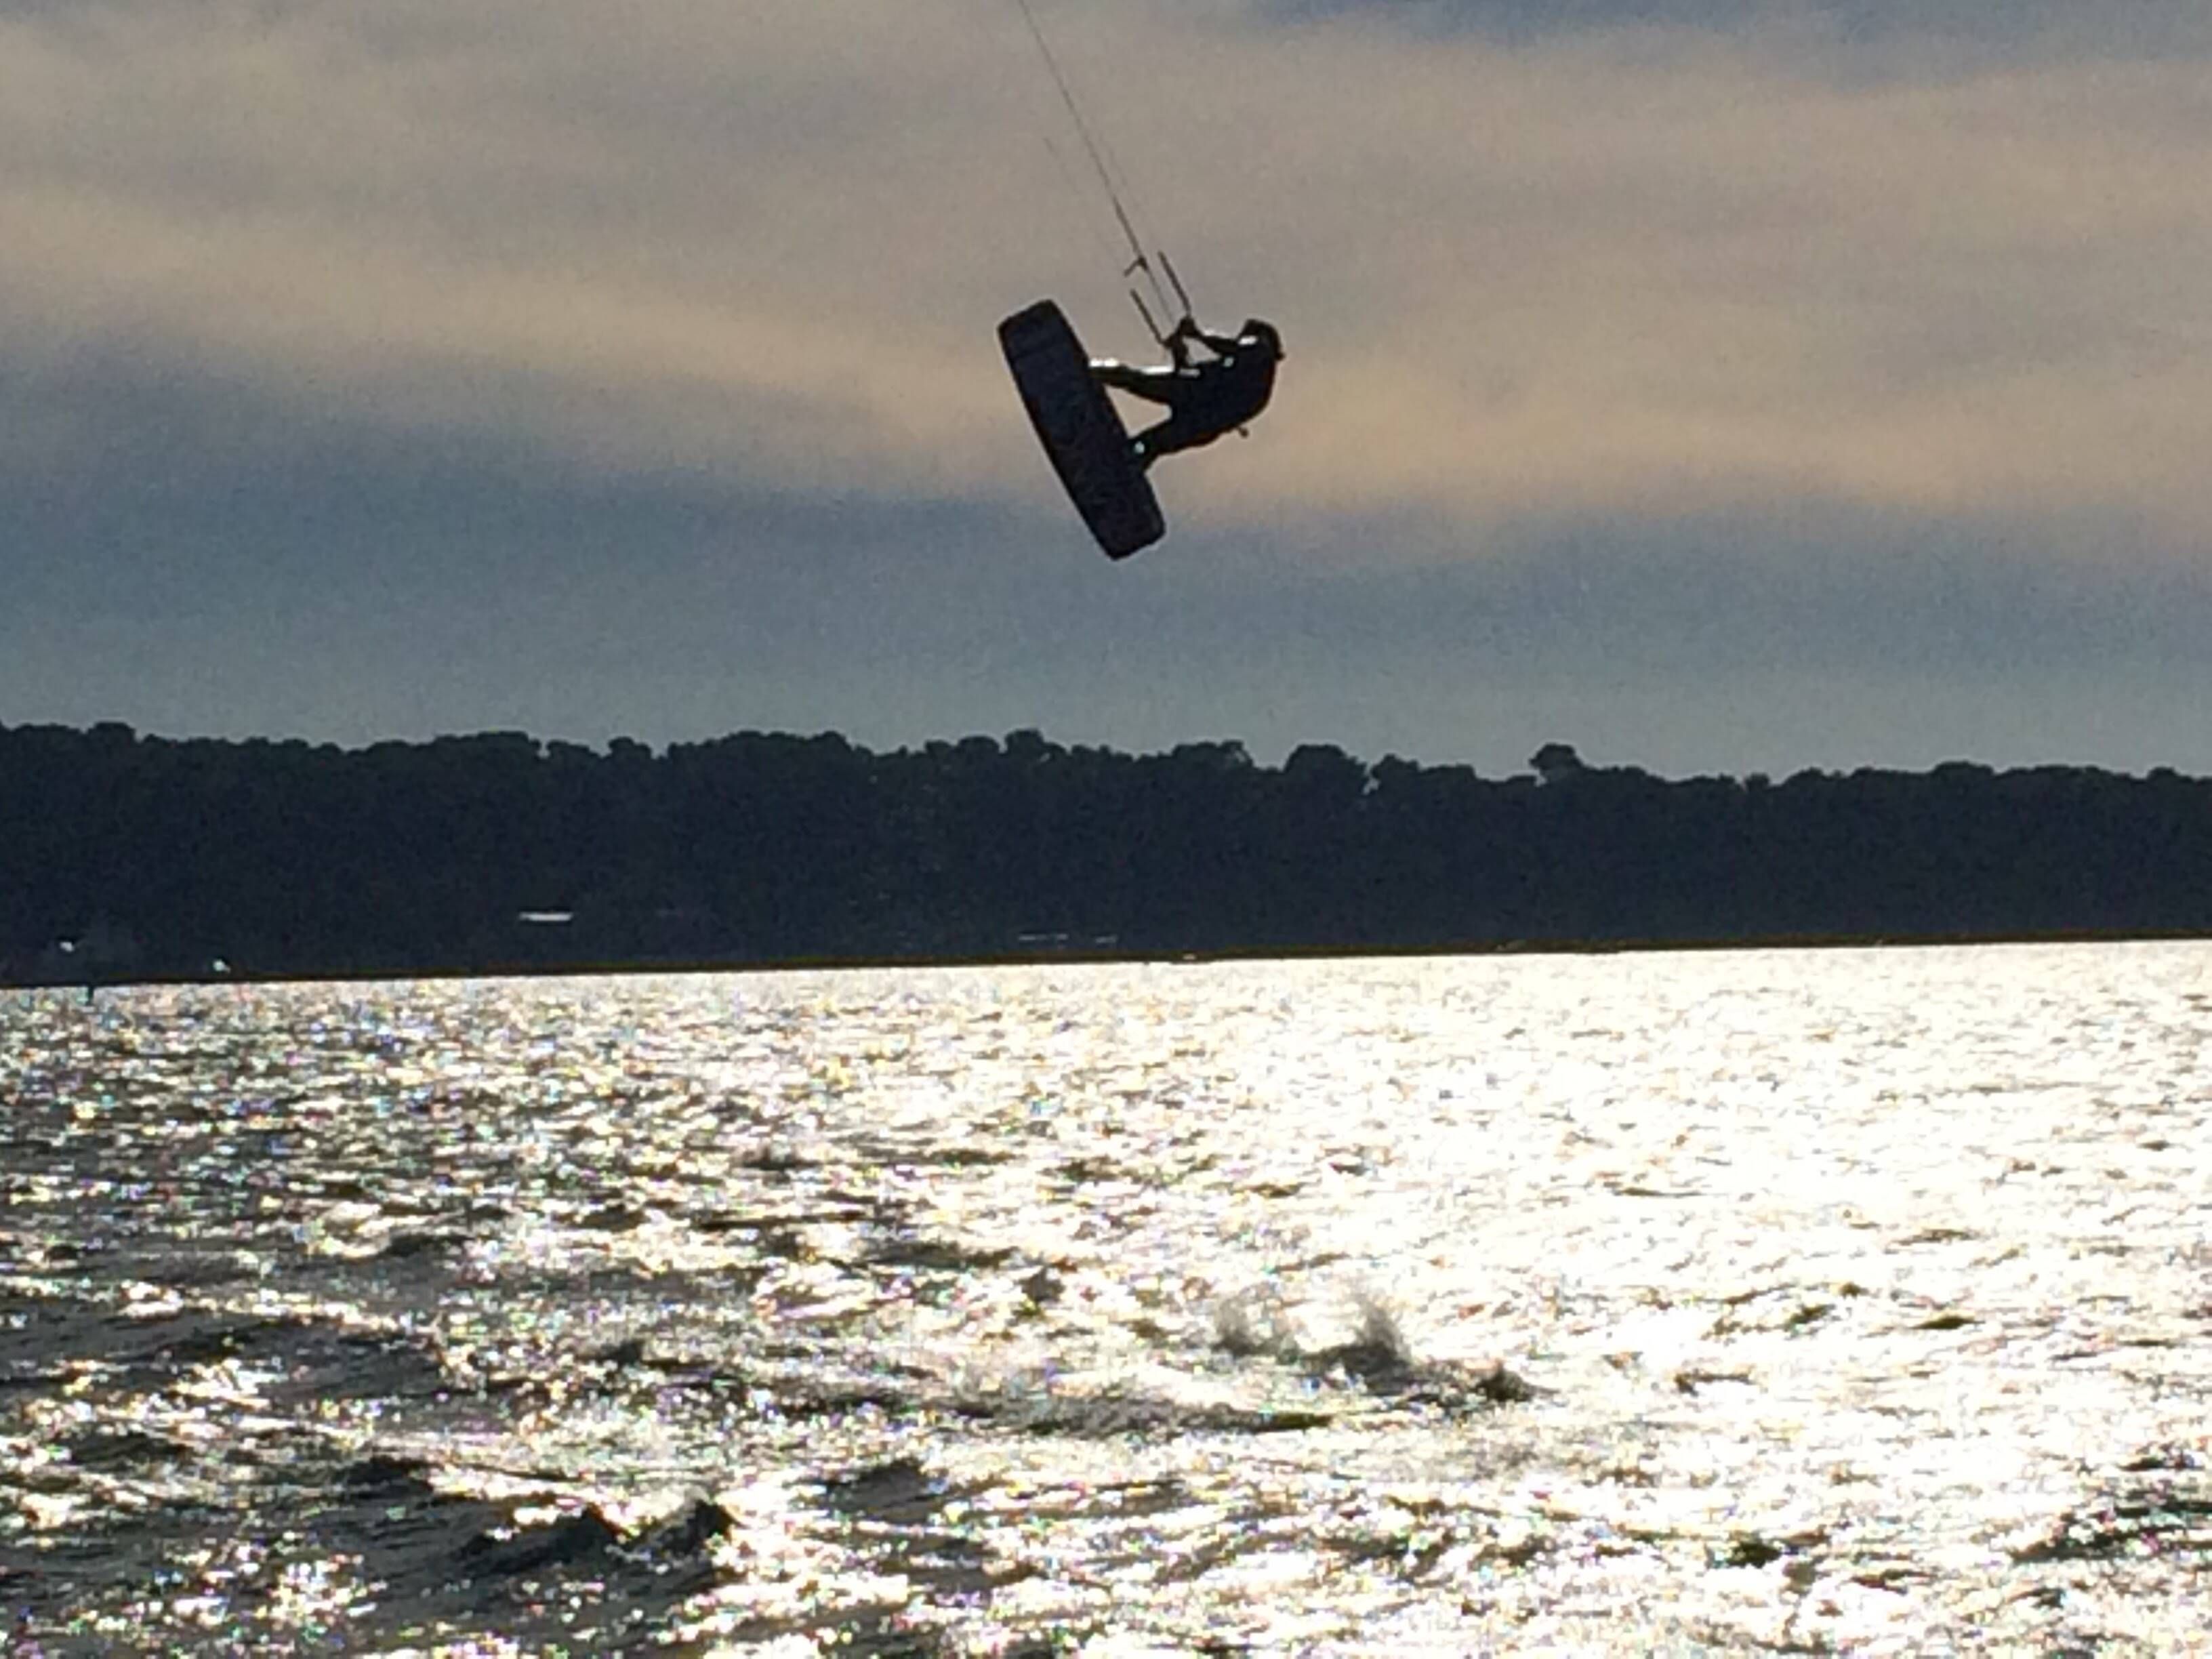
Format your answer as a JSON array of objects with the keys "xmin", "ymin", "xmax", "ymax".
[{"xmin": 1004, "ymin": 0, "xmax": 1194, "ymax": 344}]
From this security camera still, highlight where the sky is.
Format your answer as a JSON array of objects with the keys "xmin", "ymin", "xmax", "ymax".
[{"xmin": 5, "ymin": 0, "xmax": 2211, "ymax": 777}]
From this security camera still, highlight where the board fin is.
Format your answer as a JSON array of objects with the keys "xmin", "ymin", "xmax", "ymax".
[{"xmin": 999, "ymin": 300, "xmax": 1166, "ymax": 561}]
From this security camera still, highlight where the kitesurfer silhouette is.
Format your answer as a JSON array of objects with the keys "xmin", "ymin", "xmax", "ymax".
[{"xmin": 1089, "ymin": 316, "xmax": 1284, "ymax": 470}]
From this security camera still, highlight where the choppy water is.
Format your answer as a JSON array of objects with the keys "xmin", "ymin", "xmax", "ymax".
[{"xmin": 3, "ymin": 943, "xmax": 2209, "ymax": 1655}]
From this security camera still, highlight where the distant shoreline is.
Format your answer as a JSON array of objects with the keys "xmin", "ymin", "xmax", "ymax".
[
  {"xmin": 12, "ymin": 723, "xmax": 2212, "ymax": 991},
  {"xmin": 14, "ymin": 924, "xmax": 2212, "ymax": 996}
]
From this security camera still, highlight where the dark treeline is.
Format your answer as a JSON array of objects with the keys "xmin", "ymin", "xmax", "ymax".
[{"xmin": 4, "ymin": 722, "xmax": 2210, "ymax": 983}]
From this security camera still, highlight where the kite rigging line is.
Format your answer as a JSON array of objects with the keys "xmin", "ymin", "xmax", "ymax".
[{"xmin": 1005, "ymin": 0, "xmax": 1194, "ymax": 345}]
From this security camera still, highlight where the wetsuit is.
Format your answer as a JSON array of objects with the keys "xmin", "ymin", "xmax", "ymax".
[{"xmin": 1090, "ymin": 320, "xmax": 1282, "ymax": 469}]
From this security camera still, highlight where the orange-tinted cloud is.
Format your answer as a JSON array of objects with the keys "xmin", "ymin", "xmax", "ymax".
[{"xmin": 5, "ymin": 0, "xmax": 2209, "ymax": 561}]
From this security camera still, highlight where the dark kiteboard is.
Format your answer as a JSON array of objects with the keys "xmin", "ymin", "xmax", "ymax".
[{"xmin": 999, "ymin": 300, "xmax": 1165, "ymax": 561}]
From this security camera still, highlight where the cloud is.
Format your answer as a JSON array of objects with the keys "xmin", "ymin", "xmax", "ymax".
[
  {"xmin": 6, "ymin": 0, "xmax": 2211, "ymax": 565},
  {"xmin": 1159, "ymin": 9, "xmax": 2212, "ymax": 545},
  {"xmin": 7, "ymin": 335, "xmax": 2207, "ymax": 779},
  {"xmin": 1245, "ymin": 0, "xmax": 2212, "ymax": 58},
  {"xmin": 1, "ymin": 1, "xmax": 1055, "ymax": 493},
  {"xmin": 5, "ymin": 0, "xmax": 2212, "ymax": 779}
]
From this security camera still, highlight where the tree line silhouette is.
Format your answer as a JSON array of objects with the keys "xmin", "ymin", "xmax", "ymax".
[{"xmin": 3, "ymin": 721, "xmax": 2209, "ymax": 984}]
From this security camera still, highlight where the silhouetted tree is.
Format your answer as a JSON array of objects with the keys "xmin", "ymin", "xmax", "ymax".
[{"xmin": 4, "ymin": 720, "xmax": 2211, "ymax": 983}]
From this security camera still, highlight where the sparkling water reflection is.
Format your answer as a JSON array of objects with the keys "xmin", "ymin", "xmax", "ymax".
[{"xmin": 3, "ymin": 943, "xmax": 2209, "ymax": 1653}]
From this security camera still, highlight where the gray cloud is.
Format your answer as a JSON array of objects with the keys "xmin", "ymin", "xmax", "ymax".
[
  {"xmin": 9, "ymin": 0, "xmax": 2211, "ymax": 538},
  {"xmin": 1247, "ymin": 1, "xmax": 2212, "ymax": 57},
  {"xmin": 5, "ymin": 0, "xmax": 2211, "ymax": 771},
  {"xmin": 7, "ymin": 343, "xmax": 2207, "ymax": 779}
]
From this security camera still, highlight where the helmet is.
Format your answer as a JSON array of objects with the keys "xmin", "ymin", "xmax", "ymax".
[{"xmin": 1240, "ymin": 319, "xmax": 1284, "ymax": 359}]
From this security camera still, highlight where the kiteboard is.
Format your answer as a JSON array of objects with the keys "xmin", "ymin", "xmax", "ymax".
[{"xmin": 999, "ymin": 300, "xmax": 1165, "ymax": 561}]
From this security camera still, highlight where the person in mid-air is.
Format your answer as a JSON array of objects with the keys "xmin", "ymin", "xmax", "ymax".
[{"xmin": 1089, "ymin": 315, "xmax": 1284, "ymax": 470}]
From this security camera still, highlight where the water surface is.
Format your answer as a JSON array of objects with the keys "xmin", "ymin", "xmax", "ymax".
[{"xmin": 4, "ymin": 943, "xmax": 2209, "ymax": 1652}]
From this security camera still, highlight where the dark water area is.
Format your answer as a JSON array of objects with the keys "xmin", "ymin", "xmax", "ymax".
[{"xmin": 5, "ymin": 947, "xmax": 2209, "ymax": 1653}]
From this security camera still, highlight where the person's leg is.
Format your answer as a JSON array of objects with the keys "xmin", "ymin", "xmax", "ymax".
[
  {"xmin": 1130, "ymin": 413, "xmax": 1219, "ymax": 469},
  {"xmin": 1090, "ymin": 361, "xmax": 1185, "ymax": 406}
]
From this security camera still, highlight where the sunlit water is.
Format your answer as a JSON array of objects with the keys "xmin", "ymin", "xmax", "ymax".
[{"xmin": 3, "ymin": 943, "xmax": 2209, "ymax": 1655}]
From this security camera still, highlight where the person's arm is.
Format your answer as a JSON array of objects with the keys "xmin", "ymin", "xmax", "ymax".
[
  {"xmin": 1172, "ymin": 316, "xmax": 1242, "ymax": 358},
  {"xmin": 1165, "ymin": 317, "xmax": 1195, "ymax": 369}
]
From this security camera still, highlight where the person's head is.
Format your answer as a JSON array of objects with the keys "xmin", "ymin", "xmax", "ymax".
[{"xmin": 1240, "ymin": 318, "xmax": 1284, "ymax": 360}]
